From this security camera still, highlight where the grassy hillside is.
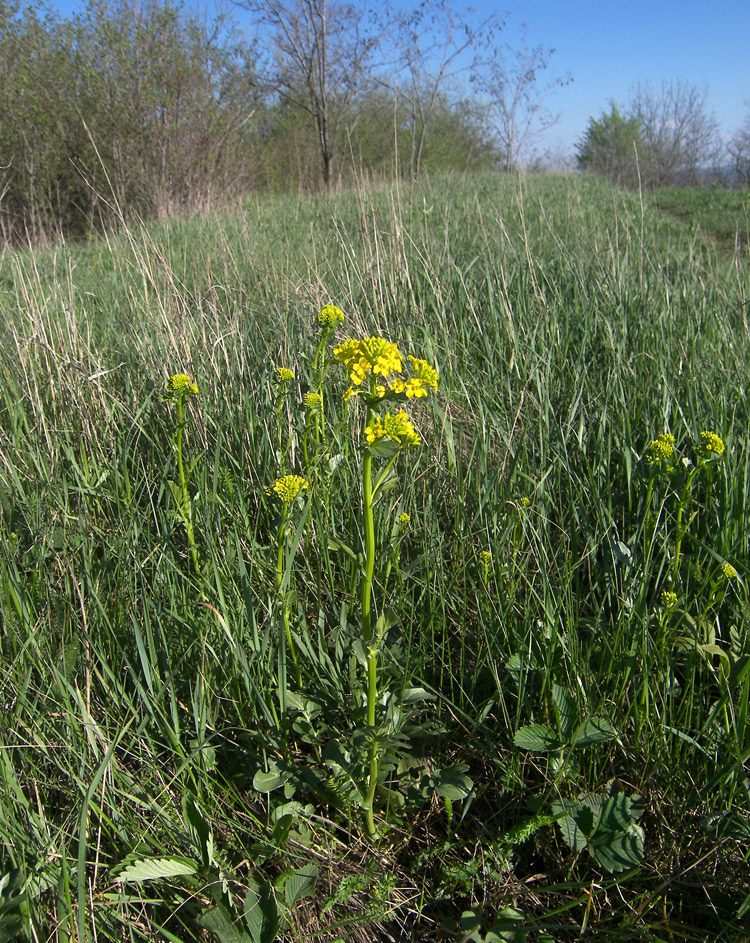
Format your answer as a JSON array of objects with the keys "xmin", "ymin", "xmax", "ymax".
[{"xmin": 1, "ymin": 172, "xmax": 749, "ymax": 941}]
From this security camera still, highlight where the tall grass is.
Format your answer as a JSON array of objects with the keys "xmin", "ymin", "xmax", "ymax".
[{"xmin": 1, "ymin": 172, "xmax": 749, "ymax": 941}]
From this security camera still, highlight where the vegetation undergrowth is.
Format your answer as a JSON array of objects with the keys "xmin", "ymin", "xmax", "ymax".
[{"xmin": 1, "ymin": 171, "xmax": 749, "ymax": 941}]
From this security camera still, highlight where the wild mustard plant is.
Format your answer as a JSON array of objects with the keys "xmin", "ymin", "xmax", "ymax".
[
  {"xmin": 274, "ymin": 368, "xmax": 295, "ymax": 475},
  {"xmin": 312, "ymin": 305, "xmax": 345, "ymax": 443},
  {"xmin": 164, "ymin": 373, "xmax": 201, "ymax": 575},
  {"xmin": 332, "ymin": 334, "xmax": 438, "ymax": 838},
  {"xmin": 267, "ymin": 474, "xmax": 309, "ymax": 690}
]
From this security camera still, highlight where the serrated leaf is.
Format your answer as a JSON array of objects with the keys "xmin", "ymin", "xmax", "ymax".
[
  {"xmin": 589, "ymin": 821, "xmax": 644, "ymax": 872},
  {"xmin": 553, "ymin": 683, "xmax": 577, "ymax": 742},
  {"xmin": 432, "ymin": 765, "xmax": 474, "ymax": 800},
  {"xmin": 113, "ymin": 855, "xmax": 198, "ymax": 883},
  {"xmin": 244, "ymin": 878, "xmax": 279, "ymax": 943},
  {"xmin": 513, "ymin": 724, "xmax": 561, "ymax": 752},
  {"xmin": 571, "ymin": 717, "xmax": 617, "ymax": 748},
  {"xmin": 281, "ymin": 864, "xmax": 317, "ymax": 908},
  {"xmin": 199, "ymin": 902, "xmax": 254, "ymax": 943}
]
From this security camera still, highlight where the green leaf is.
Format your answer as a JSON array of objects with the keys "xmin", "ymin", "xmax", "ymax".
[
  {"xmin": 367, "ymin": 439, "xmax": 399, "ymax": 459},
  {"xmin": 431, "ymin": 765, "xmax": 474, "ymax": 800},
  {"xmin": 280, "ymin": 864, "xmax": 317, "ymax": 908},
  {"xmin": 243, "ymin": 878, "xmax": 279, "ymax": 943},
  {"xmin": 571, "ymin": 717, "xmax": 617, "ymax": 748},
  {"xmin": 199, "ymin": 903, "xmax": 254, "ymax": 943},
  {"xmin": 113, "ymin": 855, "xmax": 198, "ymax": 883},
  {"xmin": 513, "ymin": 724, "xmax": 561, "ymax": 752},
  {"xmin": 253, "ymin": 763, "xmax": 291, "ymax": 793},
  {"xmin": 553, "ymin": 683, "xmax": 577, "ymax": 742}
]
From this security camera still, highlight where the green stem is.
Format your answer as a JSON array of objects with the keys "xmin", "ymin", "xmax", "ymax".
[
  {"xmin": 361, "ymin": 404, "xmax": 379, "ymax": 839},
  {"xmin": 175, "ymin": 394, "xmax": 199, "ymax": 575},
  {"xmin": 276, "ymin": 510, "xmax": 302, "ymax": 689}
]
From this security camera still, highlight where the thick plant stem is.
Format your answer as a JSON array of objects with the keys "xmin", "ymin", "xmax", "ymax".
[
  {"xmin": 175, "ymin": 395, "xmax": 199, "ymax": 576},
  {"xmin": 276, "ymin": 511, "xmax": 302, "ymax": 689},
  {"xmin": 361, "ymin": 406, "xmax": 379, "ymax": 839}
]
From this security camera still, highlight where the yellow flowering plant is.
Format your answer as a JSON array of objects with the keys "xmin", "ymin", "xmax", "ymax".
[
  {"xmin": 267, "ymin": 474, "xmax": 310, "ymax": 690},
  {"xmin": 333, "ymin": 332, "xmax": 439, "ymax": 838}
]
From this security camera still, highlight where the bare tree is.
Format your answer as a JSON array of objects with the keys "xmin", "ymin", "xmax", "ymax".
[
  {"xmin": 237, "ymin": 0, "xmax": 378, "ymax": 189},
  {"xmin": 381, "ymin": 0, "xmax": 502, "ymax": 180},
  {"xmin": 727, "ymin": 102, "xmax": 750, "ymax": 188},
  {"xmin": 628, "ymin": 80, "xmax": 721, "ymax": 186},
  {"xmin": 473, "ymin": 26, "xmax": 571, "ymax": 172}
]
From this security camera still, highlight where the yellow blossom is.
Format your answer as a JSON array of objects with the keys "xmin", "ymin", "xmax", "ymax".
[
  {"xmin": 267, "ymin": 475, "xmax": 309, "ymax": 503},
  {"xmin": 276, "ymin": 367, "xmax": 295, "ymax": 382},
  {"xmin": 166, "ymin": 373, "xmax": 199, "ymax": 395},
  {"xmin": 698, "ymin": 431, "xmax": 725, "ymax": 458},
  {"xmin": 318, "ymin": 304, "xmax": 345, "ymax": 325},
  {"xmin": 303, "ymin": 392, "xmax": 322, "ymax": 409},
  {"xmin": 723, "ymin": 563, "xmax": 737, "ymax": 579},
  {"xmin": 646, "ymin": 433, "xmax": 676, "ymax": 470},
  {"xmin": 399, "ymin": 512, "xmax": 411, "ymax": 525},
  {"xmin": 661, "ymin": 590, "xmax": 678, "ymax": 608},
  {"xmin": 333, "ymin": 337, "xmax": 404, "ymax": 386},
  {"xmin": 408, "ymin": 355, "xmax": 439, "ymax": 391}
]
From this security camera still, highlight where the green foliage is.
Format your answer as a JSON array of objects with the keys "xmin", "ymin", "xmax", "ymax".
[
  {"xmin": 553, "ymin": 784, "xmax": 645, "ymax": 873},
  {"xmin": 0, "ymin": 172, "xmax": 749, "ymax": 939},
  {"xmin": 576, "ymin": 102, "xmax": 650, "ymax": 187}
]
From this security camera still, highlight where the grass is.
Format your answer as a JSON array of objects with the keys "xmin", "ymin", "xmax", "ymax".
[
  {"xmin": 0, "ymin": 171, "xmax": 749, "ymax": 941},
  {"xmin": 652, "ymin": 186, "xmax": 750, "ymax": 249}
]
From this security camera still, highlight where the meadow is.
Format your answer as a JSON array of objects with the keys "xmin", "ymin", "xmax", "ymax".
[{"xmin": 0, "ymin": 172, "xmax": 749, "ymax": 941}]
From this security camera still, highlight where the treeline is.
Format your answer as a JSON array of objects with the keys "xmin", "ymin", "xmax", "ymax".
[
  {"xmin": 0, "ymin": 0, "xmax": 508, "ymax": 245},
  {"xmin": 576, "ymin": 81, "xmax": 750, "ymax": 189}
]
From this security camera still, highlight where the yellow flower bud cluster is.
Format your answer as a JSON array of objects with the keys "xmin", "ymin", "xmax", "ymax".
[
  {"xmin": 645, "ymin": 433, "xmax": 676, "ymax": 470},
  {"xmin": 661, "ymin": 590, "xmax": 678, "ymax": 608},
  {"xmin": 698, "ymin": 431, "xmax": 725, "ymax": 458},
  {"xmin": 318, "ymin": 305, "xmax": 345, "ymax": 326},
  {"xmin": 267, "ymin": 475, "xmax": 309, "ymax": 503},
  {"xmin": 276, "ymin": 367, "xmax": 295, "ymax": 382},
  {"xmin": 303, "ymin": 392, "xmax": 322, "ymax": 409},
  {"xmin": 364, "ymin": 410, "xmax": 421, "ymax": 447},
  {"xmin": 166, "ymin": 373, "xmax": 199, "ymax": 396},
  {"xmin": 723, "ymin": 563, "xmax": 737, "ymax": 579}
]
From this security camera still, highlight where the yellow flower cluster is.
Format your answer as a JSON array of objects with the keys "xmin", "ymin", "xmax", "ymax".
[
  {"xmin": 334, "ymin": 337, "xmax": 404, "ymax": 386},
  {"xmin": 364, "ymin": 410, "xmax": 421, "ymax": 447},
  {"xmin": 318, "ymin": 304, "xmax": 345, "ymax": 326},
  {"xmin": 276, "ymin": 367, "xmax": 295, "ymax": 382},
  {"xmin": 723, "ymin": 563, "xmax": 737, "ymax": 579},
  {"xmin": 399, "ymin": 512, "xmax": 411, "ymax": 525},
  {"xmin": 698, "ymin": 431, "xmax": 725, "ymax": 458},
  {"xmin": 333, "ymin": 337, "xmax": 439, "ymax": 402},
  {"xmin": 267, "ymin": 475, "xmax": 309, "ymax": 503},
  {"xmin": 661, "ymin": 590, "xmax": 678, "ymax": 608},
  {"xmin": 303, "ymin": 392, "xmax": 322, "ymax": 409},
  {"xmin": 166, "ymin": 373, "xmax": 199, "ymax": 395},
  {"xmin": 646, "ymin": 433, "xmax": 676, "ymax": 470}
]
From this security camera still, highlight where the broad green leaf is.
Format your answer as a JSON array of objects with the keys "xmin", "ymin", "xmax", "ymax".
[
  {"xmin": 553, "ymin": 683, "xmax": 577, "ymax": 742},
  {"xmin": 432, "ymin": 765, "xmax": 474, "ymax": 800},
  {"xmin": 571, "ymin": 717, "xmax": 617, "ymax": 748},
  {"xmin": 244, "ymin": 878, "xmax": 279, "ymax": 943},
  {"xmin": 280, "ymin": 864, "xmax": 317, "ymax": 908},
  {"xmin": 113, "ymin": 855, "xmax": 198, "ymax": 883},
  {"xmin": 589, "ymin": 821, "xmax": 644, "ymax": 872},
  {"xmin": 198, "ymin": 902, "xmax": 253, "ymax": 943},
  {"xmin": 513, "ymin": 724, "xmax": 561, "ymax": 752}
]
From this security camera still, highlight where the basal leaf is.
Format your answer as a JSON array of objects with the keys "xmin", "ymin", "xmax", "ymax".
[{"xmin": 513, "ymin": 724, "xmax": 561, "ymax": 752}]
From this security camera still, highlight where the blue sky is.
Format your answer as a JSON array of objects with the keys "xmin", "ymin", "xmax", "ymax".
[{"xmin": 45, "ymin": 0, "xmax": 750, "ymax": 159}]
